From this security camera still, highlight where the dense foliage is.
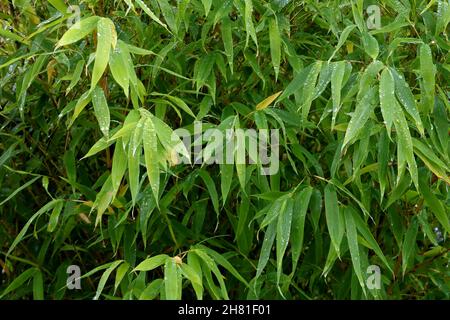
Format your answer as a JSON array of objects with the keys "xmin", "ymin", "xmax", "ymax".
[{"xmin": 0, "ymin": 0, "xmax": 449, "ymax": 300}]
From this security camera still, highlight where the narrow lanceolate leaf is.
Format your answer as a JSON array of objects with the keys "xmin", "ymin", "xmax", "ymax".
[
  {"xmin": 92, "ymin": 86, "xmax": 110, "ymax": 138},
  {"xmin": 180, "ymin": 263, "xmax": 203, "ymax": 299},
  {"xmin": 66, "ymin": 59, "xmax": 84, "ymax": 94},
  {"xmin": 94, "ymin": 260, "xmax": 123, "ymax": 300},
  {"xmin": 277, "ymin": 65, "xmax": 311, "ymax": 102},
  {"xmin": 256, "ymin": 91, "xmax": 282, "ymax": 110},
  {"xmin": 325, "ymin": 184, "xmax": 344, "ymax": 257},
  {"xmin": 269, "ymin": 17, "xmax": 281, "ymax": 81},
  {"xmin": 91, "ymin": 18, "xmax": 115, "ymax": 88},
  {"xmin": 349, "ymin": 207, "xmax": 394, "ymax": 275},
  {"xmin": 143, "ymin": 116, "xmax": 159, "ymax": 203},
  {"xmin": 300, "ymin": 61, "xmax": 322, "ymax": 122},
  {"xmin": 243, "ymin": 0, "xmax": 258, "ymax": 50},
  {"xmin": 402, "ymin": 218, "xmax": 418, "ymax": 276},
  {"xmin": 198, "ymin": 170, "xmax": 220, "ymax": 222},
  {"xmin": 344, "ymin": 207, "xmax": 366, "ymax": 295},
  {"xmin": 342, "ymin": 86, "xmax": 377, "ymax": 149},
  {"xmin": 419, "ymin": 44, "xmax": 436, "ymax": 114},
  {"xmin": 379, "ymin": 68, "xmax": 395, "ymax": 138},
  {"xmin": 164, "ymin": 258, "xmax": 181, "ymax": 300},
  {"xmin": 56, "ymin": 16, "xmax": 100, "ymax": 47},
  {"xmin": 0, "ymin": 268, "xmax": 37, "ymax": 299},
  {"xmin": 134, "ymin": 254, "xmax": 169, "ymax": 271},
  {"xmin": 255, "ymin": 219, "xmax": 277, "ymax": 282},
  {"xmin": 128, "ymin": 122, "xmax": 142, "ymax": 206},
  {"xmin": 220, "ymin": 164, "xmax": 233, "ymax": 206},
  {"xmin": 361, "ymin": 32, "xmax": 379, "ymax": 60},
  {"xmin": 221, "ymin": 16, "xmax": 233, "ymax": 73},
  {"xmin": 392, "ymin": 98, "xmax": 418, "ymax": 190},
  {"xmin": 109, "ymin": 41, "xmax": 130, "ymax": 97},
  {"xmin": 331, "ymin": 61, "xmax": 346, "ymax": 129},
  {"xmin": 276, "ymin": 198, "xmax": 293, "ymax": 288},
  {"xmin": 419, "ymin": 176, "xmax": 450, "ymax": 233},
  {"xmin": 291, "ymin": 187, "xmax": 313, "ymax": 272},
  {"xmin": 111, "ymin": 139, "xmax": 127, "ymax": 192},
  {"xmin": 32, "ymin": 270, "xmax": 44, "ymax": 300},
  {"xmin": 390, "ymin": 68, "xmax": 424, "ymax": 135},
  {"xmin": 7, "ymin": 199, "xmax": 63, "ymax": 258},
  {"xmin": 328, "ymin": 25, "xmax": 357, "ymax": 62},
  {"xmin": 134, "ymin": 0, "xmax": 170, "ymax": 32},
  {"xmin": 47, "ymin": 200, "xmax": 64, "ymax": 233}
]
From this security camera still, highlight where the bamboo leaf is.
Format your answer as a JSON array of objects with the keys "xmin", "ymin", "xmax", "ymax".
[
  {"xmin": 92, "ymin": 86, "xmax": 110, "ymax": 138},
  {"xmin": 56, "ymin": 16, "xmax": 100, "ymax": 47}
]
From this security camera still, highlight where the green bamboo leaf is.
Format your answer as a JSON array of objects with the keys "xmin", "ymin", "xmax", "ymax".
[
  {"xmin": 195, "ymin": 245, "xmax": 249, "ymax": 287},
  {"xmin": 134, "ymin": 0, "xmax": 170, "ymax": 32},
  {"xmin": 151, "ymin": 93, "xmax": 195, "ymax": 118},
  {"xmin": 32, "ymin": 270, "xmax": 44, "ymax": 300},
  {"xmin": 114, "ymin": 261, "xmax": 129, "ymax": 293},
  {"xmin": 277, "ymin": 64, "xmax": 311, "ymax": 102},
  {"xmin": 143, "ymin": 116, "xmax": 160, "ymax": 203},
  {"xmin": 379, "ymin": 68, "xmax": 395, "ymax": 138},
  {"xmin": 341, "ymin": 87, "xmax": 378, "ymax": 150},
  {"xmin": 128, "ymin": 117, "xmax": 145, "ymax": 206},
  {"xmin": 243, "ymin": 0, "xmax": 258, "ymax": 50},
  {"xmin": 111, "ymin": 139, "xmax": 127, "ymax": 192},
  {"xmin": 150, "ymin": 114, "xmax": 190, "ymax": 163},
  {"xmin": 390, "ymin": 68, "xmax": 424, "ymax": 135},
  {"xmin": 269, "ymin": 17, "xmax": 281, "ymax": 81},
  {"xmin": 0, "ymin": 268, "xmax": 37, "ymax": 299},
  {"xmin": 201, "ymin": 0, "xmax": 212, "ymax": 17},
  {"xmin": 419, "ymin": 175, "xmax": 450, "ymax": 233},
  {"xmin": 331, "ymin": 61, "xmax": 346, "ymax": 129},
  {"xmin": 92, "ymin": 86, "xmax": 110, "ymax": 138},
  {"xmin": 325, "ymin": 184, "xmax": 344, "ymax": 257},
  {"xmin": 255, "ymin": 219, "xmax": 277, "ymax": 282},
  {"xmin": 109, "ymin": 41, "xmax": 130, "ymax": 97},
  {"xmin": 66, "ymin": 59, "xmax": 85, "ymax": 94},
  {"xmin": 158, "ymin": 0, "xmax": 178, "ymax": 35},
  {"xmin": 198, "ymin": 169, "xmax": 220, "ymax": 222},
  {"xmin": 291, "ymin": 186, "xmax": 313, "ymax": 272},
  {"xmin": 91, "ymin": 18, "xmax": 115, "ymax": 88},
  {"xmin": 328, "ymin": 24, "xmax": 357, "ymax": 62},
  {"xmin": 344, "ymin": 206, "xmax": 366, "ymax": 295},
  {"xmin": 134, "ymin": 254, "xmax": 170, "ymax": 272},
  {"xmin": 82, "ymin": 136, "xmax": 114, "ymax": 159},
  {"xmin": 0, "ymin": 175, "xmax": 40, "ymax": 207},
  {"xmin": 220, "ymin": 164, "xmax": 233, "ymax": 206},
  {"xmin": 259, "ymin": 196, "xmax": 287, "ymax": 230},
  {"xmin": 402, "ymin": 218, "xmax": 418, "ymax": 276},
  {"xmin": 180, "ymin": 263, "xmax": 203, "ymax": 299},
  {"xmin": 140, "ymin": 279, "xmax": 163, "ymax": 300},
  {"xmin": 349, "ymin": 207, "xmax": 394, "ymax": 275},
  {"xmin": 221, "ymin": 16, "xmax": 234, "ymax": 74},
  {"xmin": 164, "ymin": 257, "xmax": 181, "ymax": 300},
  {"xmin": 70, "ymin": 91, "xmax": 92, "ymax": 126},
  {"xmin": 7, "ymin": 199, "xmax": 63, "ymax": 258},
  {"xmin": 276, "ymin": 198, "xmax": 293, "ymax": 289},
  {"xmin": 361, "ymin": 31, "xmax": 379, "ymax": 60},
  {"xmin": 419, "ymin": 44, "xmax": 436, "ymax": 114},
  {"xmin": 300, "ymin": 61, "xmax": 322, "ymax": 122},
  {"xmin": 47, "ymin": 200, "xmax": 64, "ymax": 233},
  {"xmin": 56, "ymin": 16, "xmax": 100, "ymax": 47},
  {"xmin": 392, "ymin": 97, "xmax": 418, "ymax": 190},
  {"xmin": 93, "ymin": 260, "xmax": 123, "ymax": 300}
]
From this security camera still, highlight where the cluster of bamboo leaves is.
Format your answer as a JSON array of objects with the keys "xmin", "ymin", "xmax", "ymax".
[{"xmin": 0, "ymin": 0, "xmax": 449, "ymax": 299}]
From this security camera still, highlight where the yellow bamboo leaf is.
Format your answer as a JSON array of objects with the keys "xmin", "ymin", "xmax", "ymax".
[{"xmin": 255, "ymin": 91, "xmax": 283, "ymax": 110}]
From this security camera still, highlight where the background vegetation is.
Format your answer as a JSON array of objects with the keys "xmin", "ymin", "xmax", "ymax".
[{"xmin": 0, "ymin": 0, "xmax": 449, "ymax": 300}]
